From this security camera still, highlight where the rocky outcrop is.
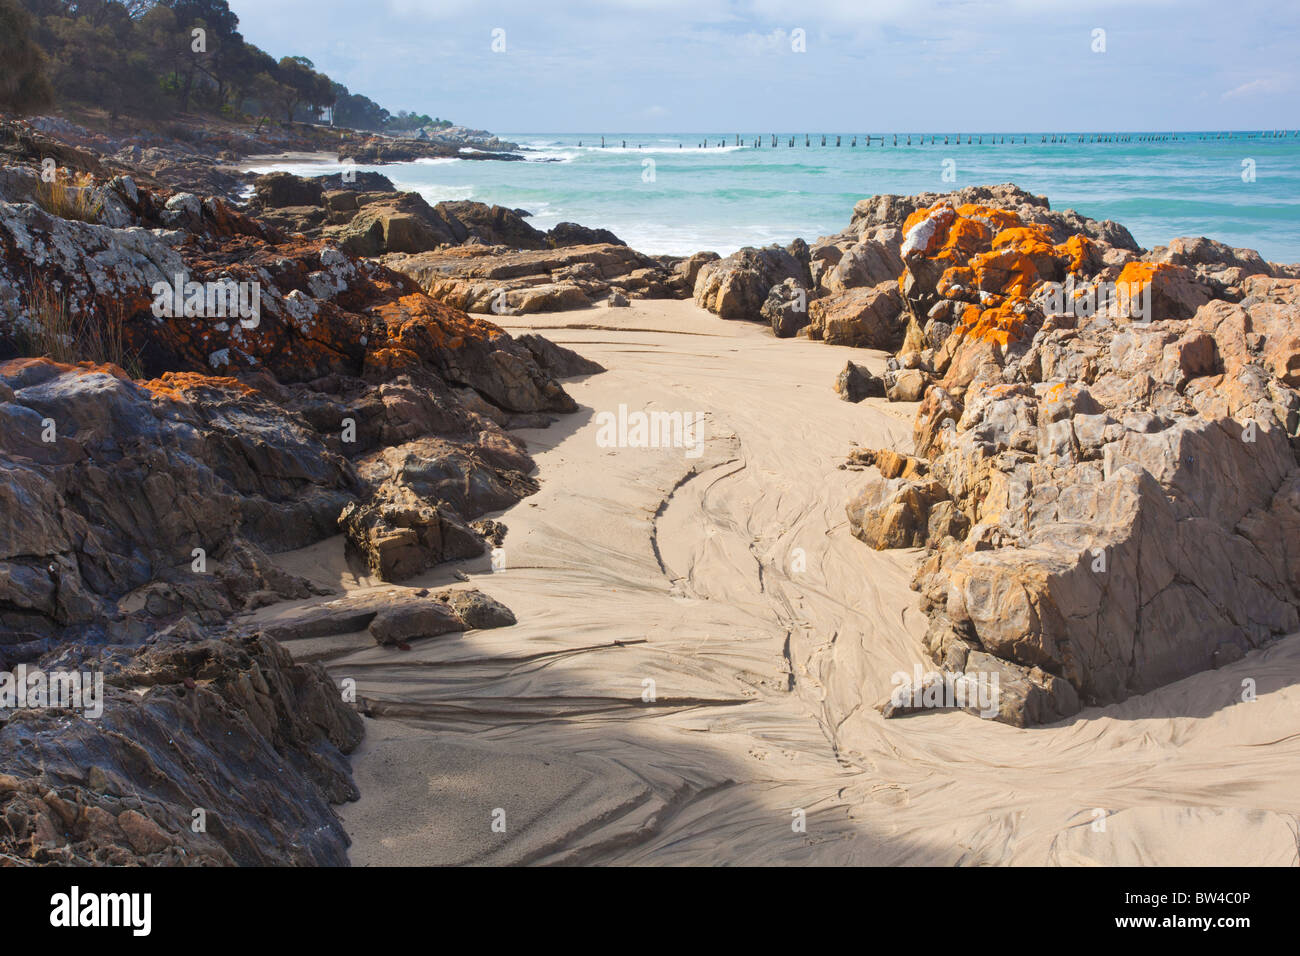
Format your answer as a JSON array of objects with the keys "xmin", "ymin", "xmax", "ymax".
[
  {"xmin": 338, "ymin": 138, "xmax": 524, "ymax": 165},
  {"xmin": 809, "ymin": 282, "xmax": 906, "ymax": 349},
  {"xmin": 260, "ymin": 586, "xmax": 516, "ymax": 646},
  {"xmin": 0, "ymin": 624, "xmax": 363, "ymax": 865},
  {"xmin": 762, "ymin": 278, "xmax": 810, "ymax": 337},
  {"xmin": 0, "ymin": 133, "xmax": 598, "ymax": 863},
  {"xmin": 434, "ymin": 200, "xmax": 549, "ymax": 249},
  {"xmin": 547, "ymin": 221, "xmax": 625, "ymax": 247},
  {"xmin": 827, "ymin": 186, "xmax": 1300, "ymax": 727},
  {"xmin": 384, "ymin": 243, "xmax": 689, "ymax": 314},
  {"xmin": 255, "ymin": 171, "xmax": 325, "ymax": 209},
  {"xmin": 247, "ymin": 172, "xmax": 633, "ymax": 261},
  {"xmin": 693, "ymin": 243, "xmax": 811, "ymax": 321}
]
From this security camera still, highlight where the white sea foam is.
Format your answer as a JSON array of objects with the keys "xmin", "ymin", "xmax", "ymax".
[{"xmin": 408, "ymin": 184, "xmax": 475, "ymax": 203}]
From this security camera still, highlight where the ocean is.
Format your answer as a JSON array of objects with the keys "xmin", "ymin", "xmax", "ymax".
[{"xmin": 248, "ymin": 131, "xmax": 1300, "ymax": 263}]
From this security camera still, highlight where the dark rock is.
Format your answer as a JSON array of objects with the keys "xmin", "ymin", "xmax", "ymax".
[
  {"xmin": 834, "ymin": 361, "xmax": 886, "ymax": 402},
  {"xmin": 548, "ymin": 221, "xmax": 625, "ymax": 247},
  {"xmin": 254, "ymin": 171, "xmax": 324, "ymax": 209}
]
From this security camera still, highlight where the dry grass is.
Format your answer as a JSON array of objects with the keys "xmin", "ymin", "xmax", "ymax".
[
  {"xmin": 19, "ymin": 275, "xmax": 143, "ymax": 378},
  {"xmin": 32, "ymin": 170, "xmax": 104, "ymax": 224}
]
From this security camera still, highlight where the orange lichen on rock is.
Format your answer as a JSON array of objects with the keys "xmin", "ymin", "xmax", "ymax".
[
  {"xmin": 141, "ymin": 371, "xmax": 260, "ymax": 403},
  {"xmin": 901, "ymin": 203, "xmax": 959, "ymax": 257},
  {"xmin": 372, "ymin": 292, "xmax": 506, "ymax": 351},
  {"xmin": 1054, "ymin": 234, "xmax": 1092, "ymax": 274},
  {"xmin": 902, "ymin": 202, "xmax": 949, "ymax": 237},
  {"xmin": 966, "ymin": 249, "xmax": 1039, "ymax": 298},
  {"xmin": 1116, "ymin": 260, "xmax": 1175, "ymax": 291},
  {"xmin": 990, "ymin": 225, "xmax": 1055, "ymax": 254},
  {"xmin": 953, "ymin": 300, "xmax": 1036, "ymax": 346},
  {"xmin": 937, "ymin": 265, "xmax": 976, "ymax": 298},
  {"xmin": 955, "ymin": 204, "xmax": 1022, "ymax": 233},
  {"xmin": 362, "ymin": 346, "xmax": 423, "ymax": 377},
  {"xmin": 0, "ymin": 357, "xmax": 133, "ymax": 381},
  {"xmin": 902, "ymin": 204, "xmax": 1030, "ymax": 274}
]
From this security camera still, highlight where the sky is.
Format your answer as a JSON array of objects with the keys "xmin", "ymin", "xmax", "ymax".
[{"xmin": 229, "ymin": 0, "xmax": 1299, "ymax": 133}]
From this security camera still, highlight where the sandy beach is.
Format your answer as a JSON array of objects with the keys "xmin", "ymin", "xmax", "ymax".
[{"xmin": 248, "ymin": 299, "xmax": 1300, "ymax": 866}]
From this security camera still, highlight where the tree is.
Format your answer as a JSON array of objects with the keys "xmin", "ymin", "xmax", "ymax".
[
  {"xmin": 227, "ymin": 42, "xmax": 278, "ymax": 117},
  {"xmin": 386, "ymin": 110, "xmax": 434, "ymax": 132},
  {"xmin": 41, "ymin": 10, "xmax": 165, "ymax": 125},
  {"xmin": 159, "ymin": 0, "xmax": 241, "ymax": 112},
  {"xmin": 0, "ymin": 0, "xmax": 55, "ymax": 115},
  {"xmin": 332, "ymin": 82, "xmax": 389, "ymax": 131},
  {"xmin": 273, "ymin": 55, "xmax": 332, "ymax": 124}
]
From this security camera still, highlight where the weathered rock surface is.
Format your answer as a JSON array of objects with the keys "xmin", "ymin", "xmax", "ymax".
[
  {"xmin": 263, "ymin": 586, "xmax": 516, "ymax": 645},
  {"xmin": 693, "ymin": 243, "xmax": 811, "ymax": 321},
  {"xmin": 825, "ymin": 186, "xmax": 1300, "ymax": 726},
  {"xmin": 384, "ymin": 243, "xmax": 689, "ymax": 314},
  {"xmin": 0, "ymin": 622, "xmax": 363, "ymax": 864},
  {"xmin": 834, "ymin": 361, "xmax": 885, "ymax": 402},
  {"xmin": 0, "ymin": 132, "xmax": 590, "ymax": 863},
  {"xmin": 761, "ymin": 277, "xmax": 810, "ymax": 337},
  {"xmin": 809, "ymin": 282, "xmax": 906, "ymax": 349}
]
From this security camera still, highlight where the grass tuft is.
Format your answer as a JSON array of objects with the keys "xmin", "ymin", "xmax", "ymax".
[
  {"xmin": 18, "ymin": 274, "xmax": 144, "ymax": 378},
  {"xmin": 32, "ymin": 170, "xmax": 104, "ymax": 224}
]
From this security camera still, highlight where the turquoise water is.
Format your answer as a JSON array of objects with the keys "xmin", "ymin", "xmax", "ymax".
[{"xmin": 250, "ymin": 131, "xmax": 1300, "ymax": 262}]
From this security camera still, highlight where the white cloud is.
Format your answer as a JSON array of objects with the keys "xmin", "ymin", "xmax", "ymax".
[{"xmin": 1220, "ymin": 76, "xmax": 1289, "ymax": 100}]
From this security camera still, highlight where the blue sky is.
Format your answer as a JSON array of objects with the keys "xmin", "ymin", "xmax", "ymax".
[{"xmin": 231, "ymin": 0, "xmax": 1299, "ymax": 133}]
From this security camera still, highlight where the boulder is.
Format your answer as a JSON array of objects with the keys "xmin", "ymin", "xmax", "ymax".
[
  {"xmin": 834, "ymin": 361, "xmax": 885, "ymax": 402},
  {"xmin": 885, "ymin": 367, "xmax": 929, "ymax": 402},
  {"xmin": 761, "ymin": 277, "xmax": 810, "ymax": 337},
  {"xmin": 822, "ymin": 239, "xmax": 904, "ymax": 294},
  {"xmin": 693, "ymin": 245, "xmax": 809, "ymax": 321},
  {"xmin": 809, "ymin": 282, "xmax": 906, "ymax": 349},
  {"xmin": 254, "ymin": 171, "xmax": 324, "ymax": 209},
  {"xmin": 548, "ymin": 221, "xmax": 625, "ymax": 247},
  {"xmin": 436, "ymin": 200, "xmax": 547, "ymax": 248},
  {"xmin": 370, "ymin": 601, "xmax": 464, "ymax": 645},
  {"xmin": 846, "ymin": 476, "xmax": 952, "ymax": 550}
]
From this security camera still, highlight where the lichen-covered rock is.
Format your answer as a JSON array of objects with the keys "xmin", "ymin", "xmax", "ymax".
[
  {"xmin": 824, "ymin": 187, "xmax": 1300, "ymax": 726},
  {"xmin": 0, "ymin": 136, "xmax": 602, "ymax": 863}
]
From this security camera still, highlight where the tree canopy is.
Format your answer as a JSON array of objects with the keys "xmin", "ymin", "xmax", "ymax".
[
  {"xmin": 0, "ymin": 0, "xmax": 55, "ymax": 115},
  {"xmin": 8, "ymin": 0, "xmax": 448, "ymax": 132}
]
